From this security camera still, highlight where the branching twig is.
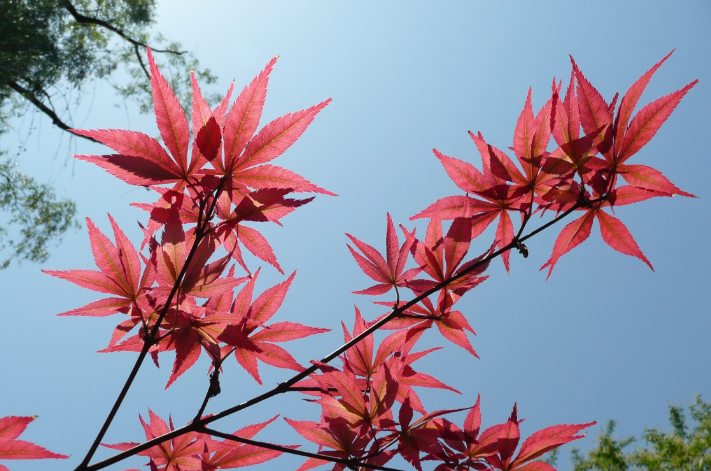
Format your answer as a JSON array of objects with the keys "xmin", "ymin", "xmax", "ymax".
[
  {"xmin": 75, "ymin": 177, "xmax": 229, "ymax": 471},
  {"xmin": 82, "ymin": 200, "xmax": 584, "ymax": 471},
  {"xmin": 10, "ymin": 0, "xmax": 188, "ymax": 137},
  {"xmin": 193, "ymin": 346, "xmax": 234, "ymax": 422},
  {"xmin": 133, "ymin": 43, "xmax": 150, "ymax": 80},
  {"xmin": 7, "ymin": 81, "xmax": 97, "ymax": 143},
  {"xmin": 61, "ymin": 0, "xmax": 186, "ymax": 55}
]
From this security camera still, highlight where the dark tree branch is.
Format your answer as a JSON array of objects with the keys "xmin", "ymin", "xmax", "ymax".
[
  {"xmin": 133, "ymin": 43, "xmax": 150, "ymax": 80},
  {"xmin": 7, "ymin": 81, "xmax": 98, "ymax": 143},
  {"xmin": 396, "ymin": 313, "xmax": 440, "ymax": 320},
  {"xmin": 8, "ymin": 1, "xmax": 188, "ymax": 138},
  {"xmin": 61, "ymin": 0, "xmax": 186, "ymax": 55},
  {"xmin": 201, "ymin": 427, "xmax": 405, "ymax": 471},
  {"xmin": 284, "ymin": 386, "xmax": 339, "ymax": 392},
  {"xmin": 193, "ymin": 346, "xmax": 234, "ymax": 422},
  {"xmin": 61, "ymin": 0, "xmax": 187, "ymax": 80}
]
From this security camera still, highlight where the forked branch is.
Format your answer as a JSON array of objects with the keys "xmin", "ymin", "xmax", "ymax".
[{"xmin": 81, "ymin": 199, "xmax": 584, "ymax": 471}]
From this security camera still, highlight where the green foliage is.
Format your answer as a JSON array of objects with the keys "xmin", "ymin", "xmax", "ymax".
[
  {"xmin": 571, "ymin": 421, "xmax": 635, "ymax": 471},
  {"xmin": 571, "ymin": 395, "xmax": 711, "ymax": 470},
  {"xmin": 542, "ymin": 448, "xmax": 560, "ymax": 467},
  {"xmin": 0, "ymin": 0, "xmax": 216, "ymax": 267},
  {"xmin": 0, "ymin": 0, "xmax": 217, "ymax": 125},
  {"xmin": 0, "ymin": 156, "xmax": 79, "ymax": 269}
]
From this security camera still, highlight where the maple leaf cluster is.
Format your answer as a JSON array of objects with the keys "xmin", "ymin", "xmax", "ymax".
[
  {"xmin": 8, "ymin": 49, "xmax": 694, "ymax": 471},
  {"xmin": 40, "ymin": 50, "xmax": 333, "ymax": 470},
  {"xmin": 44, "ymin": 50, "xmax": 331, "ymax": 390},
  {"xmin": 283, "ymin": 50, "xmax": 693, "ymax": 471},
  {"xmin": 283, "ymin": 308, "xmax": 594, "ymax": 471},
  {"xmin": 410, "ymin": 51, "xmax": 696, "ymax": 279}
]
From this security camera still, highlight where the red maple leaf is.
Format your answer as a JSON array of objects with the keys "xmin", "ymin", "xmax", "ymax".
[
  {"xmin": 392, "ymin": 295, "xmax": 480, "ymax": 358},
  {"xmin": 411, "ymin": 149, "xmax": 526, "ymax": 273},
  {"xmin": 71, "ymin": 50, "xmax": 335, "ymax": 267},
  {"xmin": 387, "ymin": 399, "xmax": 468, "ymax": 471},
  {"xmin": 485, "ymin": 404, "xmax": 594, "ymax": 471},
  {"xmin": 0, "ymin": 416, "xmax": 67, "ymax": 471},
  {"xmin": 428, "ymin": 395, "xmax": 505, "ymax": 467},
  {"xmin": 104, "ymin": 410, "xmax": 204, "ymax": 471},
  {"xmin": 72, "ymin": 49, "xmax": 202, "ymax": 188},
  {"xmin": 541, "ymin": 207, "xmax": 653, "ymax": 279},
  {"xmin": 285, "ymin": 416, "xmax": 375, "ymax": 471},
  {"xmin": 213, "ymin": 271, "xmax": 329, "ymax": 384},
  {"xmin": 198, "ymin": 416, "xmax": 288, "ymax": 470},
  {"xmin": 402, "ymin": 215, "xmax": 490, "ymax": 297},
  {"xmin": 43, "ymin": 215, "xmax": 152, "ymax": 317},
  {"xmin": 537, "ymin": 53, "xmax": 696, "ymax": 276},
  {"xmin": 346, "ymin": 213, "xmax": 419, "ymax": 295}
]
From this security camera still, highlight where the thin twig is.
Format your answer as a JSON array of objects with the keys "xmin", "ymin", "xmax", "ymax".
[
  {"xmin": 7, "ymin": 81, "xmax": 98, "ymax": 143},
  {"xmin": 193, "ymin": 346, "xmax": 234, "ymax": 421},
  {"xmin": 201, "ymin": 427, "xmax": 405, "ymax": 471},
  {"xmin": 283, "ymin": 386, "xmax": 339, "ymax": 392},
  {"xmin": 133, "ymin": 43, "xmax": 150, "ymax": 80}
]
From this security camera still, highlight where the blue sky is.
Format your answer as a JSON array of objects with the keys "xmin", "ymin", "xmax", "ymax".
[{"xmin": 1, "ymin": 2, "xmax": 710, "ymax": 470}]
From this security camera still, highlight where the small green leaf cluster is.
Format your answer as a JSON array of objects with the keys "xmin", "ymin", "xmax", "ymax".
[
  {"xmin": 0, "ymin": 156, "xmax": 79, "ymax": 269},
  {"xmin": 571, "ymin": 395, "xmax": 711, "ymax": 471}
]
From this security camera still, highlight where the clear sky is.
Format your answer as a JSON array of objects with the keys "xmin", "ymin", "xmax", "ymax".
[{"xmin": 1, "ymin": 2, "xmax": 710, "ymax": 470}]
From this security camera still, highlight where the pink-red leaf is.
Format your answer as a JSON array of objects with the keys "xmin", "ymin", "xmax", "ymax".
[
  {"xmin": 513, "ymin": 88, "xmax": 535, "ymax": 161},
  {"xmin": 571, "ymin": 56, "xmax": 612, "ymax": 157},
  {"xmin": 596, "ymin": 210, "xmax": 653, "ymax": 270},
  {"xmin": 615, "ymin": 51, "xmax": 674, "ymax": 150},
  {"xmin": 56, "ymin": 297, "xmax": 131, "ymax": 317},
  {"xmin": 74, "ymin": 154, "xmax": 180, "ymax": 186},
  {"xmin": 147, "ymin": 48, "xmax": 190, "ymax": 176},
  {"xmin": 249, "ymin": 271, "xmax": 296, "ymax": 324},
  {"xmin": 608, "ymin": 185, "xmax": 670, "ymax": 206},
  {"xmin": 70, "ymin": 128, "xmax": 180, "ymax": 175},
  {"xmin": 43, "ymin": 268, "xmax": 124, "ymax": 296},
  {"xmin": 284, "ymin": 419, "xmax": 342, "ymax": 451},
  {"xmin": 540, "ymin": 210, "xmax": 595, "ymax": 279},
  {"xmin": 0, "ymin": 416, "xmax": 67, "ymax": 461},
  {"xmin": 444, "ymin": 217, "xmax": 472, "ymax": 278},
  {"xmin": 223, "ymin": 57, "xmax": 277, "ymax": 169},
  {"xmin": 496, "ymin": 210, "xmax": 514, "ymax": 273},
  {"xmin": 436, "ymin": 318, "xmax": 478, "ymax": 358},
  {"xmin": 618, "ymin": 79, "xmax": 697, "ymax": 162},
  {"xmin": 254, "ymin": 342, "xmax": 302, "ymax": 371},
  {"xmin": 620, "ymin": 164, "xmax": 695, "ymax": 197},
  {"xmin": 236, "ymin": 99, "xmax": 331, "ymax": 171},
  {"xmin": 250, "ymin": 321, "xmax": 329, "ymax": 343},
  {"xmin": 237, "ymin": 225, "xmax": 283, "ymax": 273},
  {"xmin": 434, "ymin": 148, "xmax": 488, "ymax": 194},
  {"xmin": 514, "ymin": 421, "xmax": 595, "ymax": 465},
  {"xmin": 234, "ymin": 164, "xmax": 335, "ymax": 195}
]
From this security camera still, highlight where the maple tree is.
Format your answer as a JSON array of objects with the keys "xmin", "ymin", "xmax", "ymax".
[{"xmin": 0, "ymin": 48, "xmax": 696, "ymax": 471}]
